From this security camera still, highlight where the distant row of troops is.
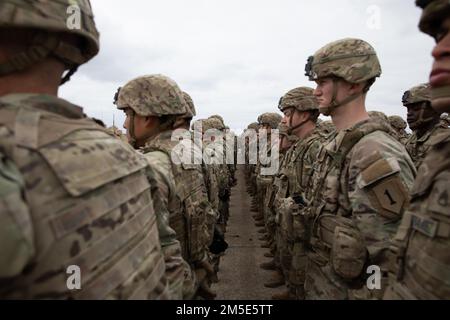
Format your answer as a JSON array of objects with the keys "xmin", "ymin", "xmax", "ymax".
[{"xmin": 244, "ymin": 49, "xmax": 450, "ymax": 299}]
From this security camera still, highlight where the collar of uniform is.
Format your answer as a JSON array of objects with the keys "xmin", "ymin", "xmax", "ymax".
[
  {"xmin": 1, "ymin": 93, "xmax": 85, "ymax": 119},
  {"xmin": 417, "ymin": 122, "xmax": 447, "ymax": 143},
  {"xmin": 324, "ymin": 118, "xmax": 372, "ymax": 157}
]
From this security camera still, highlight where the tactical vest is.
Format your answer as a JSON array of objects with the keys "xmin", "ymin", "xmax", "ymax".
[
  {"xmin": 0, "ymin": 95, "xmax": 169, "ymax": 299},
  {"xmin": 308, "ymin": 121, "xmax": 392, "ymax": 269},
  {"xmin": 145, "ymin": 132, "xmax": 209, "ymax": 264},
  {"xmin": 390, "ymin": 131, "xmax": 450, "ymax": 299},
  {"xmin": 285, "ymin": 130, "xmax": 324, "ymax": 197}
]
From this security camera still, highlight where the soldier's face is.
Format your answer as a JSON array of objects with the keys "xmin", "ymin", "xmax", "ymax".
[
  {"xmin": 314, "ymin": 78, "xmax": 334, "ymax": 108},
  {"xmin": 430, "ymin": 17, "xmax": 450, "ymax": 112},
  {"xmin": 123, "ymin": 109, "xmax": 157, "ymax": 146},
  {"xmin": 406, "ymin": 102, "xmax": 438, "ymax": 130}
]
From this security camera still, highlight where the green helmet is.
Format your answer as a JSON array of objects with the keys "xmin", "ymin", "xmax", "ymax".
[
  {"xmin": 416, "ymin": 0, "xmax": 450, "ymax": 38},
  {"xmin": 115, "ymin": 74, "xmax": 188, "ymax": 117},
  {"xmin": 181, "ymin": 91, "xmax": 196, "ymax": 119},
  {"xmin": 368, "ymin": 110, "xmax": 389, "ymax": 122},
  {"xmin": 247, "ymin": 122, "xmax": 259, "ymax": 130},
  {"xmin": 416, "ymin": 0, "xmax": 450, "ymax": 108},
  {"xmin": 202, "ymin": 118, "xmax": 225, "ymax": 131},
  {"xmin": 257, "ymin": 112, "xmax": 282, "ymax": 129},
  {"xmin": 388, "ymin": 115, "xmax": 407, "ymax": 130},
  {"xmin": 402, "ymin": 83, "xmax": 431, "ymax": 105},
  {"xmin": 0, "ymin": 0, "xmax": 99, "ymax": 83},
  {"xmin": 278, "ymin": 87, "xmax": 319, "ymax": 112},
  {"xmin": 305, "ymin": 38, "xmax": 381, "ymax": 84},
  {"xmin": 305, "ymin": 38, "xmax": 381, "ymax": 115},
  {"xmin": 209, "ymin": 114, "xmax": 225, "ymax": 123}
]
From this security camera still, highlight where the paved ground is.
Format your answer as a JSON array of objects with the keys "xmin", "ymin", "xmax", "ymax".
[{"xmin": 213, "ymin": 166, "xmax": 286, "ymax": 300}]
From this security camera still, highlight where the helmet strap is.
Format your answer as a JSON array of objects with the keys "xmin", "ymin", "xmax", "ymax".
[
  {"xmin": 128, "ymin": 110, "xmax": 138, "ymax": 148},
  {"xmin": 287, "ymin": 109, "xmax": 309, "ymax": 135},
  {"xmin": 319, "ymin": 78, "xmax": 364, "ymax": 116}
]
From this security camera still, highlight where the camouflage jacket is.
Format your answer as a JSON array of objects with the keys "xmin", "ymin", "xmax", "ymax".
[
  {"xmin": 305, "ymin": 118, "xmax": 416, "ymax": 299},
  {"xmin": 272, "ymin": 129, "xmax": 325, "ymax": 241},
  {"xmin": 142, "ymin": 145, "xmax": 195, "ymax": 300},
  {"xmin": 0, "ymin": 94, "xmax": 169, "ymax": 299},
  {"xmin": 385, "ymin": 130, "xmax": 450, "ymax": 300},
  {"xmin": 144, "ymin": 130, "xmax": 212, "ymax": 264},
  {"xmin": 405, "ymin": 123, "xmax": 449, "ymax": 169}
]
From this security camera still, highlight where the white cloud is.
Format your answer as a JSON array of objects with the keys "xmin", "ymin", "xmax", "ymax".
[{"xmin": 60, "ymin": 0, "xmax": 435, "ymax": 133}]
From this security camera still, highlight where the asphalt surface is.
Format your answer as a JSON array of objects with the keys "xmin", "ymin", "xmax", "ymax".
[{"xmin": 213, "ymin": 165, "xmax": 286, "ymax": 300}]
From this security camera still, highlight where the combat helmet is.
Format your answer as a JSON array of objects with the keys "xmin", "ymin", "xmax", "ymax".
[
  {"xmin": 0, "ymin": 0, "xmax": 99, "ymax": 84},
  {"xmin": 388, "ymin": 115, "xmax": 407, "ymax": 130},
  {"xmin": 181, "ymin": 91, "xmax": 197, "ymax": 119},
  {"xmin": 402, "ymin": 83, "xmax": 436, "ymax": 129},
  {"xmin": 115, "ymin": 74, "xmax": 188, "ymax": 146},
  {"xmin": 402, "ymin": 83, "xmax": 431, "ymax": 106},
  {"xmin": 416, "ymin": 0, "xmax": 450, "ymax": 109},
  {"xmin": 202, "ymin": 118, "xmax": 225, "ymax": 132},
  {"xmin": 305, "ymin": 38, "xmax": 381, "ymax": 115},
  {"xmin": 279, "ymin": 87, "xmax": 319, "ymax": 132},
  {"xmin": 257, "ymin": 112, "xmax": 282, "ymax": 130}
]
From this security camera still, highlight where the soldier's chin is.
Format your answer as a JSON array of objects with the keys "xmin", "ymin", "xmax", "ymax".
[{"xmin": 431, "ymin": 97, "xmax": 450, "ymax": 113}]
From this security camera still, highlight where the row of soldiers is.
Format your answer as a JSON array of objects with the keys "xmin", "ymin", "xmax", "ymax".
[
  {"xmin": 245, "ymin": 0, "xmax": 450, "ymax": 300},
  {"xmin": 0, "ymin": 0, "xmax": 237, "ymax": 299}
]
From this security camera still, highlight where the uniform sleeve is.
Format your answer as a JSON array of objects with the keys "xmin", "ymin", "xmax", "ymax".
[
  {"xmin": 0, "ymin": 152, "xmax": 35, "ymax": 279},
  {"xmin": 347, "ymin": 132, "xmax": 416, "ymax": 266},
  {"xmin": 143, "ymin": 151, "xmax": 179, "ymax": 249}
]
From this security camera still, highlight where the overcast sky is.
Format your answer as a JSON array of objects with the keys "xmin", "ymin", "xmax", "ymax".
[{"xmin": 59, "ymin": 0, "xmax": 435, "ymax": 133}]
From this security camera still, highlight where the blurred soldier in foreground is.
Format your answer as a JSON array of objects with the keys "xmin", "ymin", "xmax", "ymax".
[
  {"xmin": 384, "ymin": 0, "xmax": 450, "ymax": 300},
  {"xmin": 403, "ymin": 83, "xmax": 449, "ymax": 168},
  {"xmin": 0, "ymin": 0, "xmax": 169, "ymax": 299}
]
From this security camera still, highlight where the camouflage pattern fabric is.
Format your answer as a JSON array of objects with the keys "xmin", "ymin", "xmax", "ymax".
[
  {"xmin": 142, "ymin": 149, "xmax": 197, "ymax": 300},
  {"xmin": 384, "ymin": 130, "xmax": 450, "ymax": 299},
  {"xmin": 306, "ymin": 38, "xmax": 381, "ymax": 84},
  {"xmin": 0, "ymin": 94, "xmax": 170, "ymax": 299},
  {"xmin": 405, "ymin": 123, "xmax": 450, "ymax": 169},
  {"xmin": 143, "ymin": 130, "xmax": 215, "ymax": 296},
  {"xmin": 304, "ymin": 119, "xmax": 416, "ymax": 300},
  {"xmin": 116, "ymin": 75, "xmax": 188, "ymax": 117}
]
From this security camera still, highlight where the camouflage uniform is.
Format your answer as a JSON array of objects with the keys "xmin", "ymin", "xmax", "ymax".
[
  {"xmin": 441, "ymin": 113, "xmax": 450, "ymax": 127},
  {"xmin": 383, "ymin": 0, "xmax": 450, "ymax": 300},
  {"xmin": 0, "ymin": 1, "xmax": 169, "ymax": 299},
  {"xmin": 274, "ymin": 87, "xmax": 326, "ymax": 299},
  {"xmin": 116, "ymin": 75, "xmax": 216, "ymax": 299},
  {"xmin": 303, "ymin": 38, "xmax": 416, "ymax": 299},
  {"xmin": 255, "ymin": 113, "xmax": 282, "ymax": 223},
  {"xmin": 388, "ymin": 116, "xmax": 410, "ymax": 145},
  {"xmin": 402, "ymin": 84, "xmax": 450, "ymax": 169}
]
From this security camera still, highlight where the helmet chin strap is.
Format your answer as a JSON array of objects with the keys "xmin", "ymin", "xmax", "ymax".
[
  {"xmin": 287, "ymin": 108, "xmax": 309, "ymax": 135},
  {"xmin": 128, "ymin": 110, "xmax": 138, "ymax": 148},
  {"xmin": 409, "ymin": 103, "xmax": 437, "ymax": 129},
  {"xmin": 319, "ymin": 78, "xmax": 364, "ymax": 116}
]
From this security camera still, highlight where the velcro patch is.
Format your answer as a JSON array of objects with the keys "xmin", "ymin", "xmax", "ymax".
[
  {"xmin": 411, "ymin": 213, "xmax": 438, "ymax": 238},
  {"xmin": 359, "ymin": 157, "xmax": 400, "ymax": 188}
]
